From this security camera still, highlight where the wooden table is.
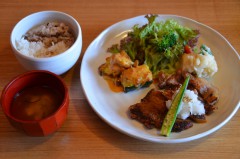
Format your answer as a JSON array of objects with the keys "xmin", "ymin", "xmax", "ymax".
[{"xmin": 0, "ymin": 0, "xmax": 239, "ymax": 158}]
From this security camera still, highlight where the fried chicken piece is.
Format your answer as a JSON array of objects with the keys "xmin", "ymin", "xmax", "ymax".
[
  {"xmin": 120, "ymin": 64, "xmax": 153, "ymax": 91},
  {"xmin": 98, "ymin": 50, "xmax": 133, "ymax": 77}
]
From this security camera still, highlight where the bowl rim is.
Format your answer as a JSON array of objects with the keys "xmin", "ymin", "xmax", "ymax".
[
  {"xmin": 10, "ymin": 10, "xmax": 82, "ymax": 62},
  {"xmin": 0, "ymin": 70, "xmax": 69, "ymax": 123}
]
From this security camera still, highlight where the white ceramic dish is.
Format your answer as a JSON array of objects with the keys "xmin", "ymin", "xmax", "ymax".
[
  {"xmin": 11, "ymin": 11, "xmax": 82, "ymax": 75},
  {"xmin": 80, "ymin": 15, "xmax": 240, "ymax": 143}
]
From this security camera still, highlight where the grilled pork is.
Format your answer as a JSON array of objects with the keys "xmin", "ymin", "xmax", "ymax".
[
  {"xmin": 186, "ymin": 73, "xmax": 219, "ymax": 114},
  {"xmin": 158, "ymin": 71, "xmax": 219, "ymax": 114},
  {"xmin": 129, "ymin": 89, "xmax": 193, "ymax": 132}
]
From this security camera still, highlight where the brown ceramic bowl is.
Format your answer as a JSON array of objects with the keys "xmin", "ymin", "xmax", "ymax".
[{"xmin": 1, "ymin": 70, "xmax": 69, "ymax": 136}]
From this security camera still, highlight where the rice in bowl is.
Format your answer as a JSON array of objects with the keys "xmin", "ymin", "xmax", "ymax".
[{"xmin": 16, "ymin": 22, "xmax": 75, "ymax": 58}]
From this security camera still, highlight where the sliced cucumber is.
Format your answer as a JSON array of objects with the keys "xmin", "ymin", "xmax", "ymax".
[{"xmin": 160, "ymin": 76, "xmax": 190, "ymax": 136}]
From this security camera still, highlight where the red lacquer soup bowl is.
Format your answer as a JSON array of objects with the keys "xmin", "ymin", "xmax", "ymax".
[{"xmin": 1, "ymin": 70, "xmax": 69, "ymax": 136}]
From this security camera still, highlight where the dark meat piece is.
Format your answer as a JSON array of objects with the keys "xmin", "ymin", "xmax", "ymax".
[
  {"xmin": 189, "ymin": 114, "xmax": 207, "ymax": 123},
  {"xmin": 172, "ymin": 119, "xmax": 193, "ymax": 132},
  {"xmin": 185, "ymin": 73, "xmax": 219, "ymax": 114},
  {"xmin": 158, "ymin": 70, "xmax": 183, "ymax": 90},
  {"xmin": 129, "ymin": 89, "xmax": 168, "ymax": 129},
  {"xmin": 158, "ymin": 71, "xmax": 219, "ymax": 114},
  {"xmin": 129, "ymin": 89, "xmax": 193, "ymax": 132},
  {"xmin": 159, "ymin": 89, "xmax": 176, "ymax": 100}
]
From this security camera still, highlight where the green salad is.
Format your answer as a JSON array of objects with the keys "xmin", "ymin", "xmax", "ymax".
[{"xmin": 107, "ymin": 14, "xmax": 199, "ymax": 76}]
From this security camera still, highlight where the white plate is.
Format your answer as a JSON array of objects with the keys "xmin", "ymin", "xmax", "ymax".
[{"xmin": 80, "ymin": 15, "xmax": 240, "ymax": 143}]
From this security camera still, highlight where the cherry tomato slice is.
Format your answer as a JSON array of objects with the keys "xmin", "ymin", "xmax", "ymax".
[{"xmin": 184, "ymin": 45, "xmax": 192, "ymax": 54}]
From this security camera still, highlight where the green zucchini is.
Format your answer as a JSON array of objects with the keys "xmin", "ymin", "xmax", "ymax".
[
  {"xmin": 160, "ymin": 76, "xmax": 190, "ymax": 136},
  {"xmin": 123, "ymin": 81, "xmax": 153, "ymax": 93}
]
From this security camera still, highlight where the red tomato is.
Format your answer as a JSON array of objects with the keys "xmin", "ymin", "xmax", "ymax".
[{"xmin": 184, "ymin": 45, "xmax": 192, "ymax": 54}]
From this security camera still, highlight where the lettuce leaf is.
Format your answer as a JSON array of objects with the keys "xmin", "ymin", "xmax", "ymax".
[{"xmin": 107, "ymin": 14, "xmax": 199, "ymax": 76}]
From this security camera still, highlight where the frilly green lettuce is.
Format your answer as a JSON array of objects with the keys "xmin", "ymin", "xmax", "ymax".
[{"xmin": 108, "ymin": 14, "xmax": 199, "ymax": 76}]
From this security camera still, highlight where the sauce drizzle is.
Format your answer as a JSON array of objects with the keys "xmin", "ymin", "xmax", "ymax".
[{"xmin": 103, "ymin": 76, "xmax": 123, "ymax": 93}]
